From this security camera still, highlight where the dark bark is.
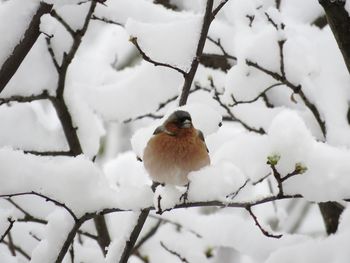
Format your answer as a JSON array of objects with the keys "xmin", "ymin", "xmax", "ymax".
[
  {"xmin": 0, "ymin": 2, "xmax": 53, "ymax": 94},
  {"xmin": 318, "ymin": 0, "xmax": 348, "ymax": 235},
  {"xmin": 119, "ymin": 209, "xmax": 150, "ymax": 263},
  {"xmin": 319, "ymin": 0, "xmax": 350, "ymax": 74},
  {"xmin": 178, "ymin": 0, "xmax": 214, "ymax": 106},
  {"xmin": 93, "ymin": 215, "xmax": 111, "ymax": 255},
  {"xmin": 319, "ymin": 202, "xmax": 344, "ymax": 235},
  {"xmin": 200, "ymin": 53, "xmax": 232, "ymax": 71}
]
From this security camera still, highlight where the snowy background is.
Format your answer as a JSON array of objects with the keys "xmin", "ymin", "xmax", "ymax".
[{"xmin": 0, "ymin": 0, "xmax": 350, "ymax": 262}]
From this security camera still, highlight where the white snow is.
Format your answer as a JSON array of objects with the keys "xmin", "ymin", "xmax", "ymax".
[{"xmin": 126, "ymin": 15, "xmax": 202, "ymax": 71}]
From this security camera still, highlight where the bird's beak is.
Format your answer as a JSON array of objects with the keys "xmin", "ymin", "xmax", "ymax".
[{"xmin": 181, "ymin": 119, "xmax": 192, "ymax": 128}]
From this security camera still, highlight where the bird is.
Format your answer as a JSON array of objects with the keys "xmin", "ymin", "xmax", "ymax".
[{"xmin": 143, "ymin": 110, "xmax": 210, "ymax": 187}]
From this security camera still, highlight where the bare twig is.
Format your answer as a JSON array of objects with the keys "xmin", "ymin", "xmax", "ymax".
[
  {"xmin": 1, "ymin": 240, "xmax": 31, "ymax": 260},
  {"xmin": 123, "ymin": 85, "xmax": 205, "ymax": 123},
  {"xmin": 202, "ymin": 82, "xmax": 265, "ymax": 134},
  {"xmin": 123, "ymin": 113, "xmax": 163, "ymax": 123},
  {"xmin": 0, "ymin": 218, "xmax": 15, "ymax": 242},
  {"xmin": 45, "ymin": 37, "xmax": 61, "ymax": 71},
  {"xmin": 229, "ymin": 83, "xmax": 283, "ymax": 107},
  {"xmin": 23, "ymin": 150, "xmax": 73, "ymax": 156},
  {"xmin": 245, "ymin": 59, "xmax": 326, "ymax": 136},
  {"xmin": 160, "ymin": 241, "xmax": 189, "ymax": 263},
  {"xmin": 6, "ymin": 199, "xmax": 47, "ymax": 224},
  {"xmin": 130, "ymin": 37, "xmax": 186, "ymax": 76},
  {"xmin": 149, "ymin": 215, "xmax": 202, "ymax": 238},
  {"xmin": 50, "ymin": 10, "xmax": 76, "ymax": 37},
  {"xmin": 0, "ymin": 90, "xmax": 52, "ymax": 106},
  {"xmin": 211, "ymin": 0, "xmax": 230, "ymax": 20},
  {"xmin": 226, "ymin": 179, "xmax": 250, "ymax": 199},
  {"xmin": 206, "ymin": 36, "xmax": 237, "ymax": 61},
  {"xmin": 265, "ymin": 12, "xmax": 279, "ymax": 30},
  {"xmin": 7, "ymin": 231, "xmax": 16, "ymax": 256},
  {"xmin": 91, "ymin": 15, "xmax": 123, "ymax": 26},
  {"xmin": 133, "ymin": 219, "xmax": 162, "ymax": 251},
  {"xmin": 246, "ymin": 206, "xmax": 282, "ymax": 238},
  {"xmin": 0, "ymin": 192, "xmax": 78, "ymax": 222}
]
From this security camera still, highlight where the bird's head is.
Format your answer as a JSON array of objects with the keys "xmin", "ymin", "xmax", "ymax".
[{"xmin": 164, "ymin": 110, "xmax": 193, "ymax": 134}]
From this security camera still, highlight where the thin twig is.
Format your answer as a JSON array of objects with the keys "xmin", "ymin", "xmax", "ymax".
[
  {"xmin": 160, "ymin": 241, "xmax": 189, "ymax": 263},
  {"xmin": 123, "ymin": 85, "xmax": 205, "ymax": 123},
  {"xmin": 201, "ymin": 82, "xmax": 265, "ymax": 134},
  {"xmin": 6, "ymin": 199, "xmax": 47, "ymax": 224},
  {"xmin": 226, "ymin": 179, "xmax": 250, "ymax": 199},
  {"xmin": 0, "ymin": 90, "xmax": 52, "ymax": 106},
  {"xmin": 7, "ymin": 231, "xmax": 16, "ymax": 256},
  {"xmin": 91, "ymin": 15, "xmax": 123, "ymax": 26},
  {"xmin": 50, "ymin": 10, "xmax": 76, "ymax": 37},
  {"xmin": 206, "ymin": 36, "xmax": 237, "ymax": 60},
  {"xmin": 45, "ymin": 37, "xmax": 61, "ymax": 71},
  {"xmin": 1, "ymin": 240, "xmax": 31, "ymax": 260},
  {"xmin": 23, "ymin": 150, "xmax": 73, "ymax": 156},
  {"xmin": 245, "ymin": 59, "xmax": 326, "ymax": 136},
  {"xmin": 0, "ymin": 218, "xmax": 15, "ymax": 242},
  {"xmin": 229, "ymin": 83, "xmax": 283, "ymax": 107},
  {"xmin": 0, "ymin": 192, "xmax": 78, "ymax": 222},
  {"xmin": 133, "ymin": 219, "xmax": 162, "ymax": 251},
  {"xmin": 211, "ymin": 0, "xmax": 230, "ymax": 20},
  {"xmin": 246, "ymin": 206, "xmax": 282, "ymax": 238},
  {"xmin": 129, "ymin": 37, "xmax": 186, "ymax": 76},
  {"xmin": 149, "ymin": 215, "xmax": 202, "ymax": 238}
]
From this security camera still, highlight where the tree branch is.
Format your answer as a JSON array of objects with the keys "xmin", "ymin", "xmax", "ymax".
[
  {"xmin": 160, "ymin": 241, "xmax": 189, "ymax": 263},
  {"xmin": 50, "ymin": 10, "xmax": 76, "ymax": 38},
  {"xmin": 319, "ymin": 0, "xmax": 350, "ymax": 74},
  {"xmin": 0, "ymin": 2, "xmax": 53, "ymax": 94},
  {"xmin": 246, "ymin": 206, "xmax": 282, "ymax": 239},
  {"xmin": 0, "ymin": 192, "xmax": 78, "ymax": 222},
  {"xmin": 211, "ymin": 0, "xmax": 231, "ymax": 20},
  {"xmin": 93, "ymin": 215, "xmax": 111, "ymax": 255},
  {"xmin": 129, "ymin": 37, "xmax": 186, "ymax": 76},
  {"xmin": 119, "ymin": 209, "xmax": 151, "ymax": 263},
  {"xmin": 91, "ymin": 15, "xmax": 123, "ymax": 26},
  {"xmin": 1, "ymin": 239, "xmax": 31, "ymax": 260},
  {"xmin": 0, "ymin": 218, "xmax": 15, "ymax": 242},
  {"xmin": 0, "ymin": 90, "xmax": 52, "ymax": 106},
  {"xmin": 229, "ymin": 83, "xmax": 283, "ymax": 107},
  {"xmin": 199, "ymin": 81, "xmax": 265, "ymax": 134},
  {"xmin": 133, "ymin": 219, "xmax": 162, "ymax": 252},
  {"xmin": 45, "ymin": 36, "xmax": 61, "ymax": 71},
  {"xmin": 178, "ymin": 0, "xmax": 214, "ymax": 106}
]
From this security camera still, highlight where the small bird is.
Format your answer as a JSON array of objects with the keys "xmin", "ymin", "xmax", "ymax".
[{"xmin": 143, "ymin": 110, "xmax": 210, "ymax": 187}]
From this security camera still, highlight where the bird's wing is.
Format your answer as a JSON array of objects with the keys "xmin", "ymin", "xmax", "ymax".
[
  {"xmin": 153, "ymin": 125, "xmax": 175, "ymax": 136},
  {"xmin": 153, "ymin": 125, "xmax": 164, "ymax": 135},
  {"xmin": 197, "ymin": 129, "xmax": 209, "ymax": 153}
]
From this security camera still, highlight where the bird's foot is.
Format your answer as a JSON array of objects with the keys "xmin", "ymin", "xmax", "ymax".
[
  {"xmin": 156, "ymin": 194, "xmax": 164, "ymax": 215},
  {"xmin": 151, "ymin": 181, "xmax": 164, "ymax": 193},
  {"xmin": 179, "ymin": 183, "xmax": 190, "ymax": 204}
]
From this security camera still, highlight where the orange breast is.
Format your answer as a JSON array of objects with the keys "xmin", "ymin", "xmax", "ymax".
[{"xmin": 143, "ymin": 128, "xmax": 210, "ymax": 185}]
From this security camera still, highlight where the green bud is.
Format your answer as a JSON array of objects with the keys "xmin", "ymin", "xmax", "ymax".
[
  {"xmin": 205, "ymin": 247, "xmax": 214, "ymax": 258},
  {"xmin": 295, "ymin": 162, "xmax": 307, "ymax": 174},
  {"xmin": 267, "ymin": 154, "xmax": 281, "ymax": 165}
]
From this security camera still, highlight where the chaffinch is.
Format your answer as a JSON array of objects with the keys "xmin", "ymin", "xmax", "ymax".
[{"xmin": 143, "ymin": 110, "xmax": 210, "ymax": 186}]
